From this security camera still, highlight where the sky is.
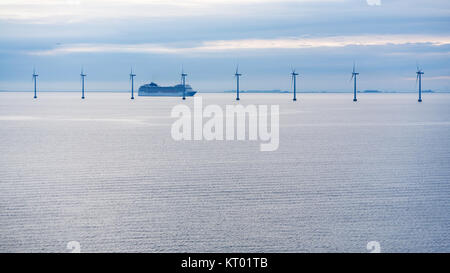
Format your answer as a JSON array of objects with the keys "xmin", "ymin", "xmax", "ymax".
[{"xmin": 0, "ymin": 0, "xmax": 449, "ymax": 92}]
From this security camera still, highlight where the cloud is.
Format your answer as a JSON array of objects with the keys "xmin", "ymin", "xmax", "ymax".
[
  {"xmin": 28, "ymin": 35, "xmax": 450, "ymax": 55},
  {"xmin": 0, "ymin": 0, "xmax": 346, "ymax": 23},
  {"xmin": 366, "ymin": 0, "xmax": 381, "ymax": 6}
]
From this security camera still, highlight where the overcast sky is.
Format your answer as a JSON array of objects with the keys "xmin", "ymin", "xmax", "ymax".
[{"xmin": 0, "ymin": 0, "xmax": 449, "ymax": 92}]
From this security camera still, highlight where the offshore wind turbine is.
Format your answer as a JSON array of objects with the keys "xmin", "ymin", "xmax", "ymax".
[
  {"xmin": 80, "ymin": 68, "xmax": 86, "ymax": 99},
  {"xmin": 416, "ymin": 65, "xmax": 425, "ymax": 102},
  {"xmin": 351, "ymin": 63, "xmax": 359, "ymax": 102},
  {"xmin": 32, "ymin": 67, "xmax": 38, "ymax": 99},
  {"xmin": 181, "ymin": 67, "xmax": 187, "ymax": 100},
  {"xmin": 235, "ymin": 65, "xmax": 242, "ymax": 101},
  {"xmin": 129, "ymin": 68, "xmax": 136, "ymax": 100},
  {"xmin": 291, "ymin": 68, "xmax": 299, "ymax": 101}
]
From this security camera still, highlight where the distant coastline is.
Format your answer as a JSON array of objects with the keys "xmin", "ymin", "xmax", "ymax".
[
  {"xmin": 224, "ymin": 89, "xmax": 289, "ymax": 93},
  {"xmin": 217, "ymin": 89, "xmax": 442, "ymax": 93}
]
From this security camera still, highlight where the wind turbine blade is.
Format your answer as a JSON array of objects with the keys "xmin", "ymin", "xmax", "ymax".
[{"xmin": 416, "ymin": 74, "xmax": 419, "ymax": 87}]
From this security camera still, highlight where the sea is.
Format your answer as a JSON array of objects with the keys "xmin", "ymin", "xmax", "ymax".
[{"xmin": 0, "ymin": 92, "xmax": 449, "ymax": 252}]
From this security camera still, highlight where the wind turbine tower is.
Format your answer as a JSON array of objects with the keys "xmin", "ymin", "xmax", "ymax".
[
  {"xmin": 130, "ymin": 68, "xmax": 136, "ymax": 100},
  {"xmin": 351, "ymin": 63, "xmax": 359, "ymax": 102},
  {"xmin": 181, "ymin": 68, "xmax": 187, "ymax": 100},
  {"xmin": 291, "ymin": 69, "xmax": 299, "ymax": 101},
  {"xmin": 80, "ymin": 68, "xmax": 87, "ymax": 99},
  {"xmin": 32, "ymin": 68, "xmax": 38, "ymax": 99},
  {"xmin": 416, "ymin": 66, "xmax": 424, "ymax": 102},
  {"xmin": 235, "ymin": 66, "xmax": 242, "ymax": 101}
]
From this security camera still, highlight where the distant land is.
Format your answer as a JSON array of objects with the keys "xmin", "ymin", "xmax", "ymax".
[
  {"xmin": 358, "ymin": 89, "xmax": 434, "ymax": 93},
  {"xmin": 224, "ymin": 89, "xmax": 289, "ymax": 93},
  {"xmin": 219, "ymin": 89, "xmax": 440, "ymax": 93}
]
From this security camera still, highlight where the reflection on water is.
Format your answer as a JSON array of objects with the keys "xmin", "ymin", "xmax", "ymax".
[{"xmin": 0, "ymin": 92, "xmax": 449, "ymax": 252}]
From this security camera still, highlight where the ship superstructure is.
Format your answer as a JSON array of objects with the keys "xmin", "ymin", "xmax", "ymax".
[{"xmin": 138, "ymin": 82, "xmax": 197, "ymax": 97}]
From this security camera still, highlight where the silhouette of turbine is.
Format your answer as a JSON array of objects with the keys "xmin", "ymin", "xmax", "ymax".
[
  {"xmin": 235, "ymin": 65, "xmax": 242, "ymax": 101},
  {"xmin": 32, "ymin": 67, "xmax": 38, "ymax": 99},
  {"xmin": 351, "ymin": 62, "xmax": 359, "ymax": 102},
  {"xmin": 80, "ymin": 67, "xmax": 86, "ymax": 99},
  {"xmin": 416, "ymin": 65, "xmax": 424, "ymax": 102},
  {"xmin": 181, "ymin": 67, "xmax": 187, "ymax": 100},
  {"xmin": 129, "ymin": 68, "xmax": 136, "ymax": 100},
  {"xmin": 291, "ymin": 68, "xmax": 299, "ymax": 101}
]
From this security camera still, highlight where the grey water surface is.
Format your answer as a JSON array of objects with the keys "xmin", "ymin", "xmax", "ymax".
[{"xmin": 0, "ymin": 92, "xmax": 449, "ymax": 252}]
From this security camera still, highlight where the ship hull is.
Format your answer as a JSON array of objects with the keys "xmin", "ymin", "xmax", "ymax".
[{"xmin": 139, "ymin": 91, "xmax": 197, "ymax": 97}]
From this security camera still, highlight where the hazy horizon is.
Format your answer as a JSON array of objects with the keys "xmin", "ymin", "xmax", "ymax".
[{"xmin": 1, "ymin": 89, "xmax": 448, "ymax": 93}]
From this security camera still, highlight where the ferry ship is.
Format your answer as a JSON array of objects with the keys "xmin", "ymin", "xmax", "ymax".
[{"xmin": 138, "ymin": 82, "xmax": 197, "ymax": 97}]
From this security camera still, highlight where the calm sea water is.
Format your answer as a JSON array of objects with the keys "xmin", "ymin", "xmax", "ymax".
[{"xmin": 0, "ymin": 92, "xmax": 449, "ymax": 253}]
